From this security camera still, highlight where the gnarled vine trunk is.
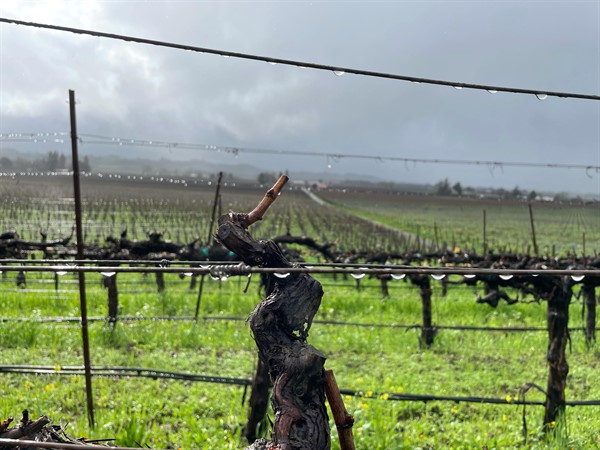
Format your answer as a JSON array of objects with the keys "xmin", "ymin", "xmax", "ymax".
[{"xmin": 216, "ymin": 177, "xmax": 330, "ymax": 450}]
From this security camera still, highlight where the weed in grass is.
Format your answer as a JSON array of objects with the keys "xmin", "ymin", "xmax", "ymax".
[
  {"xmin": 115, "ymin": 413, "xmax": 148, "ymax": 448},
  {"xmin": 0, "ymin": 322, "xmax": 40, "ymax": 348}
]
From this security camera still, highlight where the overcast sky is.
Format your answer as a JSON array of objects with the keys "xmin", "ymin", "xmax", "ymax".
[{"xmin": 1, "ymin": 1, "xmax": 599, "ymax": 196}]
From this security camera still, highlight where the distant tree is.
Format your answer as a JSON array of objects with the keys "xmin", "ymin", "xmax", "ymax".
[
  {"xmin": 510, "ymin": 186, "xmax": 522, "ymax": 199},
  {"xmin": 258, "ymin": 172, "xmax": 277, "ymax": 185},
  {"xmin": 0, "ymin": 157, "xmax": 13, "ymax": 170},
  {"xmin": 46, "ymin": 151, "xmax": 61, "ymax": 171},
  {"xmin": 80, "ymin": 155, "xmax": 91, "ymax": 172},
  {"xmin": 496, "ymin": 188, "xmax": 509, "ymax": 199},
  {"xmin": 452, "ymin": 182, "xmax": 463, "ymax": 196},
  {"xmin": 527, "ymin": 190, "xmax": 537, "ymax": 201},
  {"xmin": 435, "ymin": 178, "xmax": 452, "ymax": 196}
]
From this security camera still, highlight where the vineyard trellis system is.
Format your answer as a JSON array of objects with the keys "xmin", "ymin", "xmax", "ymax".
[
  {"xmin": 1, "ymin": 220, "xmax": 600, "ymax": 446},
  {"xmin": 0, "ymin": 90, "xmax": 597, "ymax": 447}
]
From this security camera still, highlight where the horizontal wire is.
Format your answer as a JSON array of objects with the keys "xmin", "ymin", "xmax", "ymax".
[
  {"xmin": 79, "ymin": 134, "xmax": 600, "ymax": 172},
  {"xmin": 0, "ymin": 364, "xmax": 252, "ymax": 386},
  {"xmin": 0, "ymin": 314, "xmax": 593, "ymax": 334},
  {"xmin": 2, "ymin": 131, "xmax": 599, "ymax": 172},
  {"xmin": 1, "ymin": 365, "xmax": 597, "ymax": 407},
  {"xmin": 339, "ymin": 389, "xmax": 545, "ymax": 406},
  {"xmin": 0, "ymin": 263, "xmax": 598, "ymax": 277},
  {"xmin": 0, "ymin": 17, "xmax": 599, "ymax": 101}
]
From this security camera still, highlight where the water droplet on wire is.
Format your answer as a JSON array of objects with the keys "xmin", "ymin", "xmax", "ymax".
[
  {"xmin": 487, "ymin": 89, "xmax": 498, "ymax": 94},
  {"xmin": 453, "ymin": 86, "xmax": 463, "ymax": 90},
  {"xmin": 464, "ymin": 274, "xmax": 476, "ymax": 279},
  {"xmin": 333, "ymin": 70, "xmax": 345, "ymax": 77},
  {"xmin": 351, "ymin": 268, "xmax": 368, "ymax": 280},
  {"xmin": 571, "ymin": 275, "xmax": 585, "ymax": 282},
  {"xmin": 536, "ymin": 93, "xmax": 548, "ymax": 101},
  {"xmin": 391, "ymin": 273, "xmax": 406, "ymax": 280},
  {"xmin": 499, "ymin": 274, "xmax": 513, "ymax": 280},
  {"xmin": 101, "ymin": 272, "xmax": 116, "ymax": 277},
  {"xmin": 274, "ymin": 272, "xmax": 291, "ymax": 279},
  {"xmin": 431, "ymin": 274, "xmax": 446, "ymax": 280}
]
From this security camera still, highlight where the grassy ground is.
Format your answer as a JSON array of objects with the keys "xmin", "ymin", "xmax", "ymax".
[
  {"xmin": 0, "ymin": 176, "xmax": 599, "ymax": 448},
  {"xmin": 1, "ymin": 270, "xmax": 599, "ymax": 449}
]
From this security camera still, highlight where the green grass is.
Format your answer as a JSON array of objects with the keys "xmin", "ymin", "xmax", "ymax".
[
  {"xmin": 1, "ymin": 176, "xmax": 599, "ymax": 448},
  {"xmin": 1, "ymin": 271, "xmax": 600, "ymax": 449}
]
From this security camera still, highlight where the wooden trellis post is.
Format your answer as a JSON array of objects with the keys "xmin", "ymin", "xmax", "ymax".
[
  {"xmin": 542, "ymin": 275, "xmax": 573, "ymax": 429},
  {"xmin": 409, "ymin": 274, "xmax": 435, "ymax": 347}
]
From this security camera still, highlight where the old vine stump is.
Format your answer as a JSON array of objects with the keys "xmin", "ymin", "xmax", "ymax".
[{"xmin": 216, "ymin": 177, "xmax": 330, "ymax": 450}]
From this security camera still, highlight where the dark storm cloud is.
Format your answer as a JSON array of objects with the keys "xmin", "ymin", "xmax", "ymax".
[{"xmin": 0, "ymin": 1, "xmax": 598, "ymax": 195}]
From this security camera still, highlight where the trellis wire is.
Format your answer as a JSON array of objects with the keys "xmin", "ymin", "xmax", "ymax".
[
  {"xmin": 1, "ymin": 17, "xmax": 599, "ymax": 101},
  {"xmin": 0, "ymin": 314, "xmax": 595, "ymax": 334},
  {"xmin": 0, "ymin": 262, "xmax": 597, "ymax": 277},
  {"xmin": 2, "ymin": 364, "xmax": 600, "ymax": 408}
]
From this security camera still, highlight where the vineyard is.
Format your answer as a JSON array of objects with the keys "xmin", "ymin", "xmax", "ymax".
[{"xmin": 0, "ymin": 173, "xmax": 599, "ymax": 449}]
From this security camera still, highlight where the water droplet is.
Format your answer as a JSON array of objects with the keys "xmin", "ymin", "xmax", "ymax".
[
  {"xmin": 274, "ymin": 272, "xmax": 291, "ymax": 279},
  {"xmin": 199, "ymin": 265, "xmax": 210, "ymax": 270},
  {"xmin": 487, "ymin": 89, "xmax": 498, "ymax": 94},
  {"xmin": 56, "ymin": 270, "xmax": 68, "ymax": 276},
  {"xmin": 209, "ymin": 274, "xmax": 221, "ymax": 281},
  {"xmin": 571, "ymin": 275, "xmax": 585, "ymax": 282},
  {"xmin": 453, "ymin": 86, "xmax": 463, "ymax": 90},
  {"xmin": 351, "ymin": 268, "xmax": 368, "ymax": 279},
  {"xmin": 536, "ymin": 93, "xmax": 548, "ymax": 101},
  {"xmin": 183, "ymin": 272, "xmax": 193, "ymax": 277},
  {"xmin": 391, "ymin": 273, "xmax": 406, "ymax": 280},
  {"xmin": 220, "ymin": 275, "xmax": 229, "ymax": 281},
  {"xmin": 268, "ymin": 61, "xmax": 277, "ymax": 65},
  {"xmin": 101, "ymin": 272, "xmax": 116, "ymax": 277},
  {"xmin": 499, "ymin": 274, "xmax": 513, "ymax": 280},
  {"xmin": 333, "ymin": 70, "xmax": 345, "ymax": 77},
  {"xmin": 431, "ymin": 274, "xmax": 446, "ymax": 280},
  {"xmin": 463, "ymin": 274, "xmax": 476, "ymax": 279}
]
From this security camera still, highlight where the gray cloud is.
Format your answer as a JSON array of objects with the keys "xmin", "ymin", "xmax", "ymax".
[{"xmin": 0, "ymin": 1, "xmax": 598, "ymax": 195}]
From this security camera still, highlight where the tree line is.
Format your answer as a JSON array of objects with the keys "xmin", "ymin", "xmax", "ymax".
[
  {"xmin": 435, "ymin": 178, "xmax": 539, "ymax": 201},
  {"xmin": 0, "ymin": 151, "xmax": 91, "ymax": 173}
]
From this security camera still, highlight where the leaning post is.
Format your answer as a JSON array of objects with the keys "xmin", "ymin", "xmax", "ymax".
[{"xmin": 69, "ymin": 89, "xmax": 95, "ymax": 428}]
